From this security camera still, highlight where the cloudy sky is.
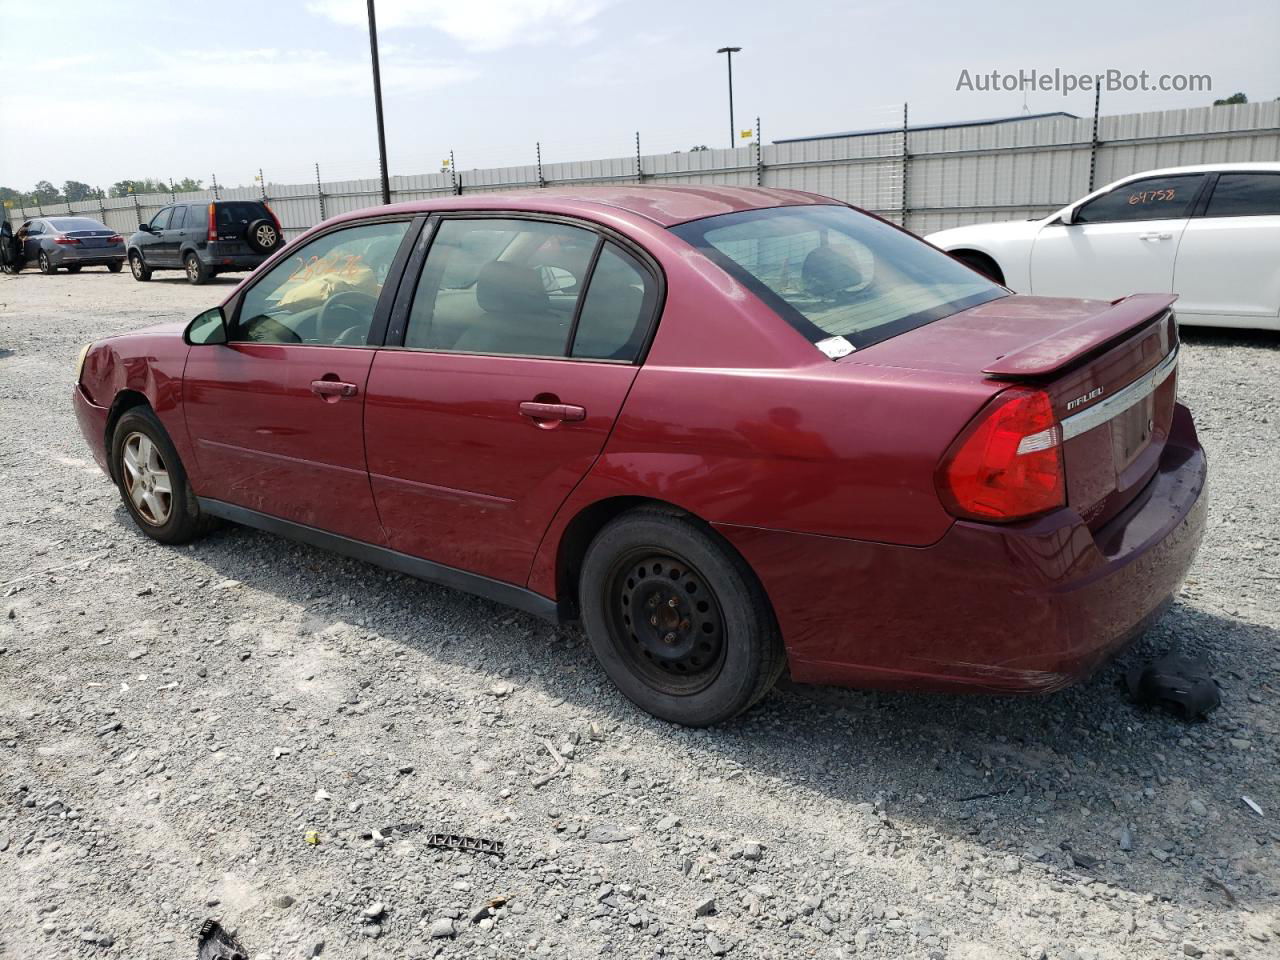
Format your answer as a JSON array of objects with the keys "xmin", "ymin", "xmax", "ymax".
[{"xmin": 1, "ymin": 0, "xmax": 1276, "ymax": 192}]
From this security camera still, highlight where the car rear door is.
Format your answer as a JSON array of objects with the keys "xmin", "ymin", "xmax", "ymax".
[
  {"xmin": 1172, "ymin": 171, "xmax": 1280, "ymax": 326},
  {"xmin": 1030, "ymin": 173, "xmax": 1208, "ymax": 301},
  {"xmin": 183, "ymin": 216, "xmax": 421, "ymax": 543},
  {"xmin": 363, "ymin": 215, "xmax": 660, "ymax": 586}
]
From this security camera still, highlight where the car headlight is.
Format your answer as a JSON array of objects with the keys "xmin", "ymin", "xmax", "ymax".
[{"xmin": 75, "ymin": 342, "xmax": 93, "ymax": 383}]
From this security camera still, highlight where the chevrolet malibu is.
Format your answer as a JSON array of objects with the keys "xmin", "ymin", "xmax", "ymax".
[{"xmin": 72, "ymin": 186, "xmax": 1207, "ymax": 726}]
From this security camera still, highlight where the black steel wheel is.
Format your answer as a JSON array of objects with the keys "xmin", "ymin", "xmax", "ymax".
[
  {"xmin": 605, "ymin": 550, "xmax": 727, "ymax": 696},
  {"xmin": 580, "ymin": 509, "xmax": 785, "ymax": 726}
]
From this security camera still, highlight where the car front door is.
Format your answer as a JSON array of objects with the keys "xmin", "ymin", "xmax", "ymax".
[
  {"xmin": 183, "ymin": 216, "xmax": 420, "ymax": 543},
  {"xmin": 140, "ymin": 207, "xmax": 171, "ymax": 265},
  {"xmin": 1030, "ymin": 173, "xmax": 1208, "ymax": 301},
  {"xmin": 1172, "ymin": 171, "xmax": 1280, "ymax": 325},
  {"xmin": 158, "ymin": 204, "xmax": 188, "ymax": 265},
  {"xmin": 363, "ymin": 216, "xmax": 660, "ymax": 585}
]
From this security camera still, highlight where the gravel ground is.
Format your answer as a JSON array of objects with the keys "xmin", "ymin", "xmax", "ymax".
[{"xmin": 1, "ymin": 269, "xmax": 1277, "ymax": 960}]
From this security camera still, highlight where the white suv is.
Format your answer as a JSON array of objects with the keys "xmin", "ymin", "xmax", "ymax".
[{"xmin": 926, "ymin": 162, "xmax": 1280, "ymax": 331}]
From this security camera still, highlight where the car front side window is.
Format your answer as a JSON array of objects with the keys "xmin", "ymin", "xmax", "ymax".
[
  {"xmin": 149, "ymin": 208, "xmax": 172, "ymax": 231},
  {"xmin": 233, "ymin": 220, "xmax": 411, "ymax": 347},
  {"xmin": 1074, "ymin": 174, "xmax": 1207, "ymax": 224}
]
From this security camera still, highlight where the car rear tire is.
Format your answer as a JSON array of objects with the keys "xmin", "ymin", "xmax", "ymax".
[
  {"xmin": 107, "ymin": 261, "xmax": 123, "ymax": 273},
  {"xmin": 245, "ymin": 219, "xmax": 280, "ymax": 254},
  {"xmin": 951, "ymin": 250, "xmax": 1005, "ymax": 286},
  {"xmin": 66, "ymin": 264, "xmax": 82, "ymax": 274},
  {"xmin": 129, "ymin": 252, "xmax": 152, "ymax": 282},
  {"xmin": 184, "ymin": 252, "xmax": 209, "ymax": 285},
  {"xmin": 38, "ymin": 250, "xmax": 55, "ymax": 274},
  {"xmin": 579, "ymin": 509, "xmax": 785, "ymax": 726},
  {"xmin": 110, "ymin": 407, "xmax": 213, "ymax": 545}
]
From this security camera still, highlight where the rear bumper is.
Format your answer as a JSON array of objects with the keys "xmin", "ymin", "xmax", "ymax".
[
  {"xmin": 72, "ymin": 385, "xmax": 112, "ymax": 477},
  {"xmin": 719, "ymin": 403, "xmax": 1208, "ymax": 694},
  {"xmin": 52, "ymin": 245, "xmax": 125, "ymax": 265},
  {"xmin": 203, "ymin": 244, "xmax": 266, "ymax": 271}
]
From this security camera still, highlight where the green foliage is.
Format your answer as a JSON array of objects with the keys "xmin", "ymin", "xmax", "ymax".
[
  {"xmin": 62, "ymin": 180, "xmax": 95, "ymax": 203},
  {"xmin": 1213, "ymin": 92, "xmax": 1248, "ymax": 105}
]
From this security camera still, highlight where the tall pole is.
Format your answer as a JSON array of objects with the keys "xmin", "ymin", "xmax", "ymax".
[
  {"xmin": 717, "ymin": 46, "xmax": 742, "ymax": 149},
  {"xmin": 367, "ymin": 0, "xmax": 391, "ymax": 206}
]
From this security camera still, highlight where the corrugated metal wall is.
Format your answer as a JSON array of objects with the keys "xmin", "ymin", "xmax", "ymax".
[{"xmin": 7, "ymin": 102, "xmax": 1276, "ymax": 240}]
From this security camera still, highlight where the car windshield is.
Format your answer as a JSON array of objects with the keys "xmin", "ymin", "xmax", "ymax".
[
  {"xmin": 672, "ymin": 205, "xmax": 1006, "ymax": 354},
  {"xmin": 48, "ymin": 217, "xmax": 108, "ymax": 231}
]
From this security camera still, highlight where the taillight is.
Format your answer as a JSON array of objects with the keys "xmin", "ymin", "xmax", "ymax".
[
  {"xmin": 263, "ymin": 202, "xmax": 283, "ymax": 236},
  {"xmin": 54, "ymin": 235, "xmax": 79, "ymax": 245},
  {"xmin": 107, "ymin": 234, "xmax": 123, "ymax": 244},
  {"xmin": 207, "ymin": 203, "xmax": 217, "ymax": 243},
  {"xmin": 936, "ymin": 387, "xmax": 1065, "ymax": 522}
]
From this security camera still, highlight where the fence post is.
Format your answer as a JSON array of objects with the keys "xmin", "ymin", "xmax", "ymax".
[
  {"xmin": 1088, "ymin": 86, "xmax": 1101, "ymax": 193},
  {"xmin": 258, "ymin": 168, "xmax": 267, "ymax": 202},
  {"xmin": 169, "ymin": 179, "xmax": 177, "ymax": 202},
  {"xmin": 450, "ymin": 151, "xmax": 460, "ymax": 195},
  {"xmin": 755, "ymin": 116, "xmax": 763, "ymax": 187},
  {"xmin": 536, "ymin": 142, "xmax": 545, "ymax": 187},
  {"xmin": 315, "ymin": 163, "xmax": 326, "ymax": 220},
  {"xmin": 635, "ymin": 131, "xmax": 643, "ymax": 182},
  {"xmin": 131, "ymin": 191, "xmax": 142, "ymax": 227},
  {"xmin": 900, "ymin": 102, "xmax": 910, "ymax": 228},
  {"xmin": 211, "ymin": 173, "xmax": 221, "ymax": 201},
  {"xmin": 97, "ymin": 189, "xmax": 107, "ymax": 223}
]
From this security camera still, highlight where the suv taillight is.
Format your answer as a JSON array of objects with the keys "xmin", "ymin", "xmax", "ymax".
[
  {"xmin": 936, "ymin": 387, "xmax": 1065, "ymax": 522},
  {"xmin": 207, "ymin": 203, "xmax": 217, "ymax": 243},
  {"xmin": 263, "ymin": 202, "xmax": 283, "ymax": 236}
]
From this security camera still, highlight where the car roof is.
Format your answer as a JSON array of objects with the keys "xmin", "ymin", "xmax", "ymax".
[
  {"xmin": 334, "ymin": 185, "xmax": 835, "ymax": 229},
  {"xmin": 1110, "ymin": 161, "xmax": 1280, "ymax": 180}
]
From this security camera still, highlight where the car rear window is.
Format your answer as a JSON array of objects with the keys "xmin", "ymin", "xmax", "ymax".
[
  {"xmin": 48, "ymin": 217, "xmax": 108, "ymax": 231},
  {"xmin": 672, "ymin": 205, "xmax": 1006, "ymax": 355},
  {"xmin": 217, "ymin": 202, "xmax": 268, "ymax": 226}
]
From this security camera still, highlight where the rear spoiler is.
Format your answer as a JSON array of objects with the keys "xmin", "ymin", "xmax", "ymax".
[{"xmin": 982, "ymin": 293, "xmax": 1177, "ymax": 379}]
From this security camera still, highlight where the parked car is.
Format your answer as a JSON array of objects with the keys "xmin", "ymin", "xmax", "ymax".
[
  {"xmin": 72, "ymin": 186, "xmax": 1207, "ymax": 725},
  {"xmin": 15, "ymin": 216, "xmax": 124, "ymax": 273},
  {"xmin": 128, "ymin": 199, "xmax": 283, "ymax": 284},
  {"xmin": 926, "ymin": 162, "xmax": 1280, "ymax": 331}
]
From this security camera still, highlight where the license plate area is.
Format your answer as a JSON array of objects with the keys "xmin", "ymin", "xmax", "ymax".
[{"xmin": 1112, "ymin": 393, "xmax": 1154, "ymax": 470}]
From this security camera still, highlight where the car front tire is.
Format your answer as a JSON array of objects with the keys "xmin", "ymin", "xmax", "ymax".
[
  {"xmin": 129, "ymin": 252, "xmax": 151, "ymax": 282},
  {"xmin": 110, "ymin": 406, "xmax": 213, "ymax": 545},
  {"xmin": 579, "ymin": 509, "xmax": 785, "ymax": 726},
  {"xmin": 38, "ymin": 250, "xmax": 55, "ymax": 274}
]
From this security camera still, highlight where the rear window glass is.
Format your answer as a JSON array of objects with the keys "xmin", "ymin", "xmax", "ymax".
[
  {"xmin": 1205, "ymin": 173, "xmax": 1280, "ymax": 217},
  {"xmin": 217, "ymin": 202, "xmax": 268, "ymax": 226},
  {"xmin": 672, "ymin": 205, "xmax": 1005, "ymax": 354},
  {"xmin": 48, "ymin": 217, "xmax": 108, "ymax": 231}
]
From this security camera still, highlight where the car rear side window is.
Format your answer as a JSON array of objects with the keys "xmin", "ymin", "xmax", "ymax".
[
  {"xmin": 169, "ymin": 206, "xmax": 187, "ymax": 229},
  {"xmin": 1074, "ymin": 174, "xmax": 1207, "ymax": 223},
  {"xmin": 672, "ymin": 205, "xmax": 1004, "ymax": 353},
  {"xmin": 404, "ymin": 218, "xmax": 599, "ymax": 358},
  {"xmin": 234, "ymin": 220, "xmax": 411, "ymax": 346},
  {"xmin": 571, "ymin": 243, "xmax": 656, "ymax": 361},
  {"xmin": 1205, "ymin": 173, "xmax": 1280, "ymax": 217}
]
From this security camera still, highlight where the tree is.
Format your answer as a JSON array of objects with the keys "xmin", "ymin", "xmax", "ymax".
[
  {"xmin": 173, "ymin": 177, "xmax": 204, "ymax": 193},
  {"xmin": 32, "ymin": 181, "xmax": 61, "ymax": 204},
  {"xmin": 1213, "ymin": 92, "xmax": 1248, "ymax": 105},
  {"xmin": 63, "ymin": 180, "xmax": 94, "ymax": 203}
]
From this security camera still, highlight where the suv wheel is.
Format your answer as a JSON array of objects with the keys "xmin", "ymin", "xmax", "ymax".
[
  {"xmin": 246, "ymin": 219, "xmax": 280, "ymax": 254},
  {"xmin": 38, "ymin": 250, "xmax": 55, "ymax": 274},
  {"xmin": 579, "ymin": 509, "xmax": 785, "ymax": 726},
  {"xmin": 129, "ymin": 252, "xmax": 152, "ymax": 282},
  {"xmin": 184, "ymin": 252, "xmax": 209, "ymax": 285}
]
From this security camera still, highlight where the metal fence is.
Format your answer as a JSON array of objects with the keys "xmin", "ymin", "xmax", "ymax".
[{"xmin": 6, "ymin": 101, "xmax": 1278, "ymax": 241}]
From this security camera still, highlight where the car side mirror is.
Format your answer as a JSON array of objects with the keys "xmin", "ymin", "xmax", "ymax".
[
  {"xmin": 184, "ymin": 306, "xmax": 228, "ymax": 346},
  {"xmin": 138, "ymin": 223, "xmax": 152, "ymax": 233}
]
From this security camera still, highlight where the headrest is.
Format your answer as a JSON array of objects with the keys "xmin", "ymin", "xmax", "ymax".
[
  {"xmin": 801, "ymin": 245, "xmax": 862, "ymax": 298},
  {"xmin": 476, "ymin": 261, "xmax": 550, "ymax": 316}
]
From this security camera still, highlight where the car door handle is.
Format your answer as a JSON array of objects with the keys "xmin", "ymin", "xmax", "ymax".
[
  {"xmin": 519, "ymin": 401, "xmax": 586, "ymax": 422},
  {"xmin": 1139, "ymin": 232, "xmax": 1172, "ymax": 241},
  {"xmin": 311, "ymin": 379, "xmax": 358, "ymax": 398}
]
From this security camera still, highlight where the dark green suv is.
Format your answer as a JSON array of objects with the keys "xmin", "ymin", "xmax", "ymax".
[{"xmin": 127, "ymin": 200, "xmax": 283, "ymax": 284}]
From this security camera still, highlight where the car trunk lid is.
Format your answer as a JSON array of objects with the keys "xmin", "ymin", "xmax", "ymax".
[{"xmin": 850, "ymin": 293, "xmax": 1179, "ymax": 528}]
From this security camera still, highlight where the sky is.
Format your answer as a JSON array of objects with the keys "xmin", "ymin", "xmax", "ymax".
[{"xmin": 1, "ymin": 0, "xmax": 1277, "ymax": 192}]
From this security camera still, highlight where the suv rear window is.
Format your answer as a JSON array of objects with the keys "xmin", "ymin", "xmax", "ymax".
[
  {"xmin": 216, "ymin": 202, "xmax": 269, "ymax": 227},
  {"xmin": 672, "ymin": 205, "xmax": 1005, "ymax": 354}
]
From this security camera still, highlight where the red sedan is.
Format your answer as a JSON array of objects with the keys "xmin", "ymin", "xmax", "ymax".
[{"xmin": 72, "ymin": 186, "xmax": 1207, "ymax": 725}]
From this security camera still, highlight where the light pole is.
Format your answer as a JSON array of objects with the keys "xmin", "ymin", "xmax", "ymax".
[
  {"xmin": 716, "ymin": 46, "xmax": 741, "ymax": 150},
  {"xmin": 367, "ymin": 0, "xmax": 391, "ymax": 205}
]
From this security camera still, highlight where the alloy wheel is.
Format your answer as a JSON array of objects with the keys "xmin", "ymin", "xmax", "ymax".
[
  {"xmin": 130, "ymin": 255, "xmax": 144, "ymax": 279},
  {"xmin": 255, "ymin": 224, "xmax": 277, "ymax": 248},
  {"xmin": 604, "ymin": 550, "xmax": 727, "ymax": 696},
  {"xmin": 121, "ymin": 432, "xmax": 172, "ymax": 526},
  {"xmin": 185, "ymin": 256, "xmax": 199, "ymax": 281}
]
